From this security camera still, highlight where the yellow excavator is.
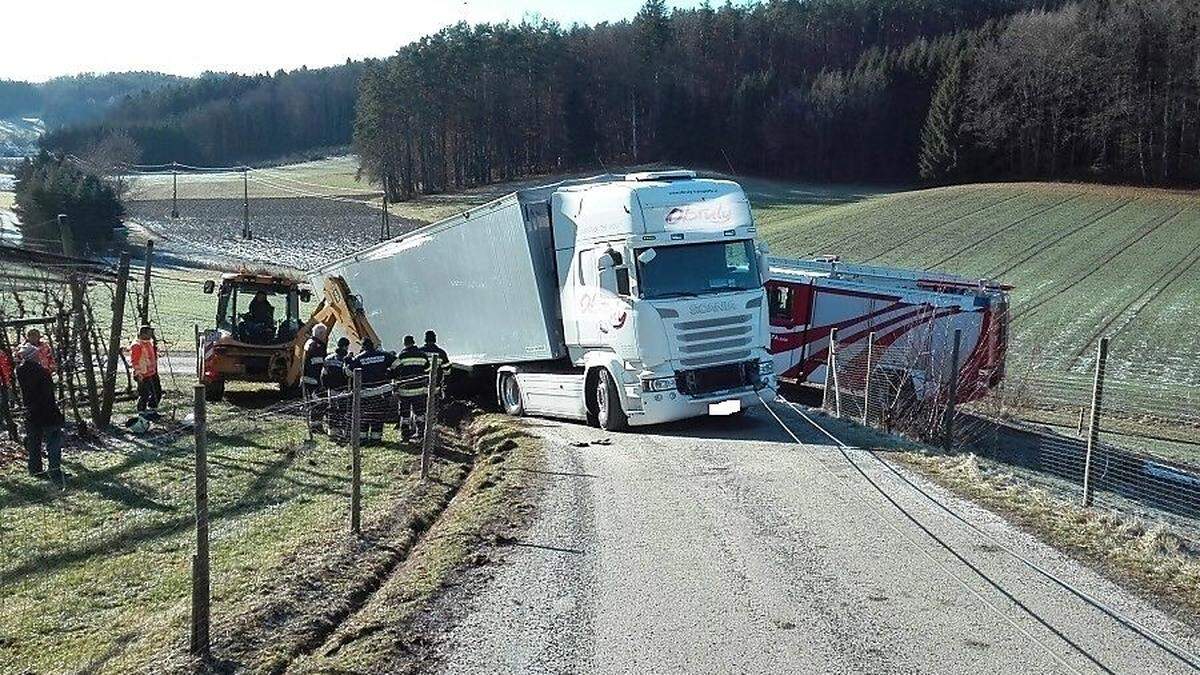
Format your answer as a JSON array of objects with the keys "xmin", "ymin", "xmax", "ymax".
[{"xmin": 197, "ymin": 273, "xmax": 378, "ymax": 402}]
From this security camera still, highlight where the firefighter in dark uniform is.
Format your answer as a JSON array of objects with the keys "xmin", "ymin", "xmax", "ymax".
[
  {"xmin": 321, "ymin": 337, "xmax": 351, "ymax": 443},
  {"xmin": 301, "ymin": 324, "xmax": 329, "ymax": 433},
  {"xmin": 395, "ymin": 335, "xmax": 431, "ymax": 441},
  {"xmin": 420, "ymin": 330, "xmax": 451, "ymax": 395},
  {"xmin": 348, "ymin": 337, "xmax": 396, "ymax": 445}
]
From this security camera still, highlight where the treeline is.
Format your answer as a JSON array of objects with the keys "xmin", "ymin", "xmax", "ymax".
[
  {"xmin": 38, "ymin": 0, "xmax": 1200, "ymax": 191},
  {"xmin": 0, "ymin": 72, "xmax": 182, "ymax": 125},
  {"xmin": 41, "ymin": 65, "xmax": 362, "ymax": 165},
  {"xmin": 357, "ymin": 0, "xmax": 1200, "ymax": 197},
  {"xmin": 356, "ymin": 0, "xmax": 1059, "ymax": 196}
]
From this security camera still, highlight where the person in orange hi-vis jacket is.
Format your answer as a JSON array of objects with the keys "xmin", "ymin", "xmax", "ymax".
[
  {"xmin": 24, "ymin": 329, "xmax": 57, "ymax": 374},
  {"xmin": 129, "ymin": 325, "xmax": 162, "ymax": 414}
]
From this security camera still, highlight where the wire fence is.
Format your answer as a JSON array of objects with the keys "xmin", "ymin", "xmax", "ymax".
[
  {"xmin": 0, "ymin": 345, "xmax": 455, "ymax": 671},
  {"xmin": 821, "ymin": 307, "xmax": 1200, "ymax": 530}
]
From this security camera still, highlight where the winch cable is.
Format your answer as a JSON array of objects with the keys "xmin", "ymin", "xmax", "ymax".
[
  {"xmin": 770, "ymin": 392, "xmax": 1200, "ymax": 672},
  {"xmin": 756, "ymin": 392, "xmax": 1103, "ymax": 675}
]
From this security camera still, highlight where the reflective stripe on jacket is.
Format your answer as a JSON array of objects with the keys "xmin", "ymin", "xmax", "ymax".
[{"xmin": 394, "ymin": 347, "xmax": 430, "ymax": 397}]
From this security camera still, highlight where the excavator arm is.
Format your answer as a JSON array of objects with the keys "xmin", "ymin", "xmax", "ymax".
[{"xmin": 285, "ymin": 275, "xmax": 383, "ymax": 386}]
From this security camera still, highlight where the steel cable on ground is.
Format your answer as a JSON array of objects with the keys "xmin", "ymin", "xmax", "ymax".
[
  {"xmin": 773, "ymin": 394, "xmax": 1200, "ymax": 672},
  {"xmin": 753, "ymin": 392, "xmax": 1093, "ymax": 675}
]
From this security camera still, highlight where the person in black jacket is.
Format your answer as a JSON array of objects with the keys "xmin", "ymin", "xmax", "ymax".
[
  {"xmin": 420, "ymin": 330, "xmax": 451, "ymax": 396},
  {"xmin": 395, "ymin": 335, "xmax": 431, "ymax": 441},
  {"xmin": 301, "ymin": 324, "xmax": 329, "ymax": 433},
  {"xmin": 347, "ymin": 337, "xmax": 396, "ymax": 445},
  {"xmin": 321, "ymin": 337, "xmax": 351, "ymax": 443},
  {"xmin": 15, "ymin": 343, "xmax": 65, "ymax": 480}
]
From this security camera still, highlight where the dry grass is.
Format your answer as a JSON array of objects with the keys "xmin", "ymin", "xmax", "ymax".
[
  {"xmin": 289, "ymin": 414, "xmax": 544, "ymax": 672},
  {"xmin": 894, "ymin": 451, "xmax": 1200, "ymax": 621}
]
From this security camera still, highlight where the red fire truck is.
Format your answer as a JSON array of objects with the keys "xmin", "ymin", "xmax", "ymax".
[{"xmin": 766, "ymin": 256, "xmax": 1010, "ymax": 404}]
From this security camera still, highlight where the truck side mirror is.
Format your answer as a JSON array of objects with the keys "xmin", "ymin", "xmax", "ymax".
[
  {"xmin": 203, "ymin": 280, "xmax": 215, "ymax": 294},
  {"xmin": 756, "ymin": 243, "xmax": 770, "ymax": 286}
]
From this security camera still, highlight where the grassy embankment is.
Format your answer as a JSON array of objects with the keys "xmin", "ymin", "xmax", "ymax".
[{"xmin": 0, "ymin": 392, "xmax": 509, "ymax": 672}]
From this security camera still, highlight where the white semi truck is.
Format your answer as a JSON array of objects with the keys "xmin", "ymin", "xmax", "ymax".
[{"xmin": 311, "ymin": 170, "xmax": 775, "ymax": 429}]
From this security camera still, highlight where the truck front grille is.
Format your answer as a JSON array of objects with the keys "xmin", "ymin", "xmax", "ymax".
[
  {"xmin": 677, "ymin": 360, "xmax": 760, "ymax": 397},
  {"xmin": 674, "ymin": 313, "xmax": 755, "ymax": 367}
]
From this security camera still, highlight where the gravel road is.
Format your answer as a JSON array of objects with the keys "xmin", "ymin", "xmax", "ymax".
[{"xmin": 435, "ymin": 402, "xmax": 1200, "ymax": 674}]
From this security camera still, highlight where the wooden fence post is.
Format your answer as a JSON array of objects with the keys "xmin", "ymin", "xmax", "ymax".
[
  {"xmin": 70, "ymin": 274, "xmax": 101, "ymax": 427},
  {"xmin": 862, "ymin": 331, "xmax": 876, "ymax": 427},
  {"xmin": 421, "ymin": 355, "xmax": 441, "ymax": 480},
  {"xmin": 829, "ymin": 328, "xmax": 842, "ymax": 418},
  {"xmin": 140, "ymin": 240, "xmax": 154, "ymax": 326},
  {"xmin": 190, "ymin": 384, "xmax": 211, "ymax": 659},
  {"xmin": 1081, "ymin": 338, "xmax": 1109, "ymax": 507},
  {"xmin": 943, "ymin": 329, "xmax": 962, "ymax": 452},
  {"xmin": 98, "ymin": 251, "xmax": 131, "ymax": 428},
  {"xmin": 349, "ymin": 369, "xmax": 362, "ymax": 534}
]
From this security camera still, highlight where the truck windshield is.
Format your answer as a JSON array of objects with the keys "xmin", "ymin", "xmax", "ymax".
[{"xmin": 636, "ymin": 240, "xmax": 760, "ymax": 299}]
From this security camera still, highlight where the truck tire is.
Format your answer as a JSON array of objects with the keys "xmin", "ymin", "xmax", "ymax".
[
  {"xmin": 594, "ymin": 368, "xmax": 628, "ymax": 431},
  {"xmin": 499, "ymin": 372, "xmax": 524, "ymax": 416},
  {"xmin": 205, "ymin": 379, "xmax": 225, "ymax": 403}
]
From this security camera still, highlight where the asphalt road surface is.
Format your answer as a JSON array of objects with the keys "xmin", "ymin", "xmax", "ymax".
[{"xmin": 435, "ymin": 402, "xmax": 1200, "ymax": 674}]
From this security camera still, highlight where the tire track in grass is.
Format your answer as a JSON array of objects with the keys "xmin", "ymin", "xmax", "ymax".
[
  {"xmin": 1015, "ymin": 205, "xmax": 1187, "ymax": 321},
  {"xmin": 1067, "ymin": 237, "xmax": 1200, "ymax": 368},
  {"xmin": 984, "ymin": 197, "xmax": 1135, "ymax": 279},
  {"xmin": 811, "ymin": 187, "xmax": 980, "ymax": 258},
  {"xmin": 924, "ymin": 193, "xmax": 1084, "ymax": 271},
  {"xmin": 862, "ymin": 191, "xmax": 1026, "ymax": 264}
]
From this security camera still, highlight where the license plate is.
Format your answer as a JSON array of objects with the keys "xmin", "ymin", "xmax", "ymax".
[{"xmin": 709, "ymin": 399, "xmax": 741, "ymax": 416}]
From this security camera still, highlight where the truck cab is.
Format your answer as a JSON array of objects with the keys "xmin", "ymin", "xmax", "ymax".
[{"xmin": 541, "ymin": 170, "xmax": 775, "ymax": 427}]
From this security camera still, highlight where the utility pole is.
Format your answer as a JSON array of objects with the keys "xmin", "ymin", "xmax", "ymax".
[
  {"xmin": 240, "ymin": 165, "xmax": 249, "ymax": 239},
  {"xmin": 98, "ymin": 251, "xmax": 131, "ymax": 429},
  {"xmin": 382, "ymin": 174, "xmax": 391, "ymax": 240},
  {"xmin": 171, "ymin": 164, "xmax": 179, "ymax": 219}
]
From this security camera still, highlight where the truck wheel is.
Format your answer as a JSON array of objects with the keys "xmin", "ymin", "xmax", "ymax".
[
  {"xmin": 499, "ymin": 372, "xmax": 524, "ymax": 416},
  {"xmin": 205, "ymin": 380, "xmax": 225, "ymax": 403},
  {"xmin": 594, "ymin": 369, "xmax": 628, "ymax": 431}
]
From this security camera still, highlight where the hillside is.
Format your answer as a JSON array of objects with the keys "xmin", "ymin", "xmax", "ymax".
[{"xmin": 753, "ymin": 181, "xmax": 1200, "ymax": 387}]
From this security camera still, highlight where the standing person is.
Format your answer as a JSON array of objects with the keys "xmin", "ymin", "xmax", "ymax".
[
  {"xmin": 0, "ymin": 345, "xmax": 15, "ymax": 441},
  {"xmin": 347, "ymin": 337, "xmax": 395, "ymax": 445},
  {"xmin": 24, "ymin": 329, "xmax": 56, "ymax": 373},
  {"xmin": 15, "ymin": 343, "xmax": 65, "ymax": 480},
  {"xmin": 129, "ymin": 325, "xmax": 162, "ymax": 415},
  {"xmin": 301, "ymin": 324, "xmax": 329, "ymax": 433},
  {"xmin": 420, "ymin": 330, "xmax": 451, "ymax": 394},
  {"xmin": 395, "ymin": 335, "xmax": 431, "ymax": 441},
  {"xmin": 322, "ymin": 337, "xmax": 351, "ymax": 443}
]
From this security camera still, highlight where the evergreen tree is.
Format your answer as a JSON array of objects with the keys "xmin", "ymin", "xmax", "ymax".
[
  {"xmin": 919, "ymin": 55, "xmax": 968, "ymax": 183},
  {"xmin": 13, "ymin": 152, "xmax": 125, "ymax": 246}
]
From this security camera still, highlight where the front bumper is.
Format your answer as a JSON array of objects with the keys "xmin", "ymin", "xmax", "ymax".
[{"xmin": 625, "ymin": 378, "xmax": 775, "ymax": 426}]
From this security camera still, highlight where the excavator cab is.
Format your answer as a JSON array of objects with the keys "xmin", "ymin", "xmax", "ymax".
[{"xmin": 199, "ymin": 272, "xmax": 314, "ymax": 401}]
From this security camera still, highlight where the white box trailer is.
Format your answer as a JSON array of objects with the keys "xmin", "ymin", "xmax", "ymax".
[
  {"xmin": 316, "ymin": 187, "xmax": 567, "ymax": 367},
  {"xmin": 312, "ymin": 171, "xmax": 776, "ymax": 429}
]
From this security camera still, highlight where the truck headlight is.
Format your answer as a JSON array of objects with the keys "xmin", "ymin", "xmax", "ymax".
[
  {"xmin": 642, "ymin": 376, "xmax": 677, "ymax": 392},
  {"xmin": 759, "ymin": 360, "xmax": 774, "ymax": 375}
]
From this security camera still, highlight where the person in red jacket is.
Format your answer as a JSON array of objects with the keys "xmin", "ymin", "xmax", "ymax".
[
  {"xmin": 0, "ymin": 346, "xmax": 14, "ymax": 440},
  {"xmin": 129, "ymin": 325, "xmax": 162, "ymax": 413}
]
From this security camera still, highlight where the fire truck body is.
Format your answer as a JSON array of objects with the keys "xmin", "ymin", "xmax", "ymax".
[{"xmin": 766, "ymin": 257, "xmax": 1009, "ymax": 404}]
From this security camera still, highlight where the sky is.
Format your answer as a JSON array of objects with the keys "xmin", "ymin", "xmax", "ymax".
[{"xmin": 3, "ymin": 0, "xmax": 708, "ymax": 82}]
